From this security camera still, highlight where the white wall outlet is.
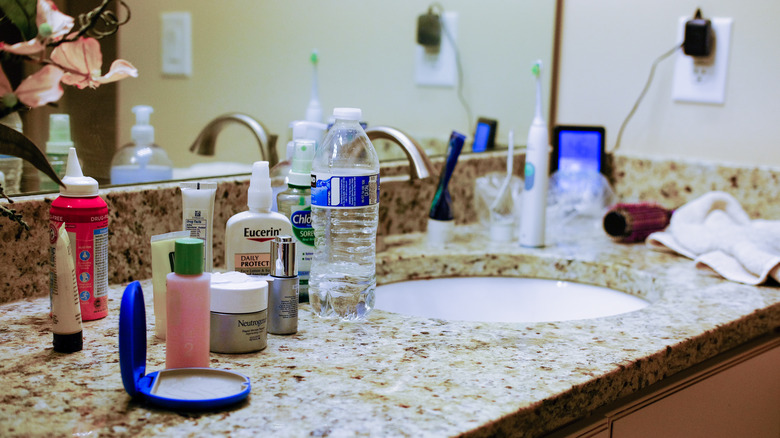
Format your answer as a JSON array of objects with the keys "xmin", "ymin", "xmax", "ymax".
[
  {"xmin": 414, "ymin": 11, "xmax": 457, "ymax": 88},
  {"xmin": 161, "ymin": 12, "xmax": 192, "ymax": 77},
  {"xmin": 671, "ymin": 16, "xmax": 733, "ymax": 104}
]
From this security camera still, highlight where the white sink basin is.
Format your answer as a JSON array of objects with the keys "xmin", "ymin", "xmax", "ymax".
[{"xmin": 374, "ymin": 277, "xmax": 650, "ymax": 323}]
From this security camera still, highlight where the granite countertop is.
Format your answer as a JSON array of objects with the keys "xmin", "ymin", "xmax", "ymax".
[{"xmin": 1, "ymin": 225, "xmax": 779, "ymax": 437}]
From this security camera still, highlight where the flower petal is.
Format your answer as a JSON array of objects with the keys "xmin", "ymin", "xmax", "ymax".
[
  {"xmin": 16, "ymin": 65, "xmax": 64, "ymax": 107},
  {"xmin": 94, "ymin": 59, "xmax": 139, "ymax": 84},
  {"xmin": 0, "ymin": 39, "xmax": 45, "ymax": 56},
  {"xmin": 36, "ymin": 0, "xmax": 75, "ymax": 40},
  {"xmin": 50, "ymin": 37, "xmax": 101, "ymax": 75},
  {"xmin": 51, "ymin": 37, "xmax": 102, "ymax": 89},
  {"xmin": 0, "ymin": 67, "xmax": 13, "ymax": 96}
]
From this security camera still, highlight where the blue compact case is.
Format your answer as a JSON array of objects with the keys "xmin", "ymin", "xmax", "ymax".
[{"xmin": 119, "ymin": 281, "xmax": 251, "ymax": 410}]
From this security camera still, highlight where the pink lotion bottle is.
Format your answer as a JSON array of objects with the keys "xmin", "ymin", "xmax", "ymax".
[{"xmin": 166, "ymin": 238, "xmax": 211, "ymax": 369}]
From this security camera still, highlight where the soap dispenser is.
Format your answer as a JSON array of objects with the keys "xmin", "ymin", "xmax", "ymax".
[{"xmin": 110, "ymin": 105, "xmax": 173, "ymax": 185}]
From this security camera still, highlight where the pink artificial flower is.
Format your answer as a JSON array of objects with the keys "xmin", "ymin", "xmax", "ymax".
[
  {"xmin": 16, "ymin": 65, "xmax": 64, "ymax": 106},
  {"xmin": 0, "ymin": 67, "xmax": 12, "ymax": 96},
  {"xmin": 0, "ymin": 0, "xmax": 75, "ymax": 55},
  {"xmin": 36, "ymin": 0, "xmax": 75, "ymax": 40},
  {"xmin": 0, "ymin": 64, "xmax": 64, "ymax": 108},
  {"xmin": 51, "ymin": 37, "xmax": 138, "ymax": 89},
  {"xmin": 0, "ymin": 39, "xmax": 44, "ymax": 56}
]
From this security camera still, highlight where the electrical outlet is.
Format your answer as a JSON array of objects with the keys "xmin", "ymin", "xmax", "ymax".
[
  {"xmin": 671, "ymin": 16, "xmax": 733, "ymax": 104},
  {"xmin": 414, "ymin": 12, "xmax": 457, "ymax": 87},
  {"xmin": 161, "ymin": 12, "xmax": 192, "ymax": 76}
]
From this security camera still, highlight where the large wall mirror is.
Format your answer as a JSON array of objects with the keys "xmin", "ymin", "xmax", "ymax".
[{"xmin": 16, "ymin": 0, "xmax": 559, "ymax": 194}]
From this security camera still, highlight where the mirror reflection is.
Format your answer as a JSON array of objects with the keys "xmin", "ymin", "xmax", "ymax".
[{"xmin": 16, "ymin": 0, "xmax": 557, "ymax": 194}]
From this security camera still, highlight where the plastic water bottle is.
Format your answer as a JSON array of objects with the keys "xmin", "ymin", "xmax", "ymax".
[{"xmin": 309, "ymin": 108, "xmax": 380, "ymax": 321}]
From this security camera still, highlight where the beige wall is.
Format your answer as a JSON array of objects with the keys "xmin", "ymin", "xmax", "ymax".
[
  {"xmin": 117, "ymin": 1, "xmax": 555, "ymax": 168},
  {"xmin": 557, "ymin": 0, "xmax": 780, "ymax": 167}
]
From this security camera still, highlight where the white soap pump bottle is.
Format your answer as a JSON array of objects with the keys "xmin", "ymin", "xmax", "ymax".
[
  {"xmin": 519, "ymin": 60, "xmax": 550, "ymax": 248},
  {"xmin": 110, "ymin": 105, "xmax": 173, "ymax": 185},
  {"xmin": 225, "ymin": 161, "xmax": 293, "ymax": 275}
]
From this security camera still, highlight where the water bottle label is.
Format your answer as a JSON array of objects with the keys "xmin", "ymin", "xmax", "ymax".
[{"xmin": 311, "ymin": 173, "xmax": 379, "ymax": 207}]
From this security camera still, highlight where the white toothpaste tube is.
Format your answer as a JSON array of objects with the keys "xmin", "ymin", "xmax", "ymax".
[{"xmin": 52, "ymin": 223, "xmax": 83, "ymax": 353}]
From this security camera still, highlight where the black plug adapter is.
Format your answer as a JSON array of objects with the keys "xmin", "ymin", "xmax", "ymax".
[
  {"xmin": 683, "ymin": 8, "xmax": 714, "ymax": 57},
  {"xmin": 416, "ymin": 9, "xmax": 441, "ymax": 48}
]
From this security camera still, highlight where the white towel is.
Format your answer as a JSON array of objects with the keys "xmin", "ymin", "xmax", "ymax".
[{"xmin": 646, "ymin": 191, "xmax": 780, "ymax": 285}]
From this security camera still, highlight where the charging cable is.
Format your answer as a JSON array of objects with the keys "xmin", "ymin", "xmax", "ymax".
[
  {"xmin": 425, "ymin": 2, "xmax": 473, "ymax": 134},
  {"xmin": 612, "ymin": 42, "xmax": 682, "ymax": 153}
]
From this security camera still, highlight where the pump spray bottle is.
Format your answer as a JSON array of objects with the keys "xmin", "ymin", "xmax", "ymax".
[
  {"xmin": 277, "ymin": 123, "xmax": 317, "ymax": 302},
  {"xmin": 225, "ymin": 162, "xmax": 293, "ymax": 275},
  {"xmin": 110, "ymin": 105, "xmax": 173, "ymax": 185},
  {"xmin": 49, "ymin": 147, "xmax": 109, "ymax": 321}
]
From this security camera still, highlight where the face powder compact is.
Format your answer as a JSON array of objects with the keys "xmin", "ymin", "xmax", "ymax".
[{"xmin": 119, "ymin": 281, "xmax": 251, "ymax": 410}]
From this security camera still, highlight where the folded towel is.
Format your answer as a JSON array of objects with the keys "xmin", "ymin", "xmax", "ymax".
[{"xmin": 646, "ymin": 191, "xmax": 780, "ymax": 285}]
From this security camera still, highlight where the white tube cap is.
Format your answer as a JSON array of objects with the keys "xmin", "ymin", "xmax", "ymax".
[{"xmin": 61, "ymin": 147, "xmax": 99, "ymax": 197}]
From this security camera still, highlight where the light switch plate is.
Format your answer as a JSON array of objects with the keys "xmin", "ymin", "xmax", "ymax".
[
  {"xmin": 671, "ymin": 16, "xmax": 733, "ymax": 104},
  {"xmin": 415, "ymin": 11, "xmax": 457, "ymax": 88},
  {"xmin": 161, "ymin": 12, "xmax": 192, "ymax": 77}
]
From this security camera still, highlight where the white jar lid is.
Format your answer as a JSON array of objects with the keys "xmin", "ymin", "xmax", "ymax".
[{"xmin": 210, "ymin": 272, "xmax": 268, "ymax": 314}]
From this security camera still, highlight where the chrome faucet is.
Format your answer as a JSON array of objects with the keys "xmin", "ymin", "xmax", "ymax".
[
  {"xmin": 189, "ymin": 113, "xmax": 279, "ymax": 168},
  {"xmin": 365, "ymin": 126, "xmax": 434, "ymax": 180}
]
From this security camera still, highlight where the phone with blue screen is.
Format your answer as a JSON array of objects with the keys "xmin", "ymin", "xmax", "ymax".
[
  {"xmin": 551, "ymin": 125, "xmax": 606, "ymax": 175},
  {"xmin": 471, "ymin": 118, "xmax": 497, "ymax": 153}
]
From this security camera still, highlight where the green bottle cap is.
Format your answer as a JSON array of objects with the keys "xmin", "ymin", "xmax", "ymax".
[{"xmin": 174, "ymin": 238, "xmax": 204, "ymax": 275}]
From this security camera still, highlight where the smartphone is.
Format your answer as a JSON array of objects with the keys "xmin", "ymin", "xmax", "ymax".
[
  {"xmin": 551, "ymin": 125, "xmax": 606, "ymax": 174},
  {"xmin": 471, "ymin": 118, "xmax": 497, "ymax": 153}
]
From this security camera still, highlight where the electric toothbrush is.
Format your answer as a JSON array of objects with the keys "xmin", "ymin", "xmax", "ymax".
[
  {"xmin": 519, "ymin": 60, "xmax": 550, "ymax": 248},
  {"xmin": 305, "ymin": 50, "xmax": 323, "ymax": 123}
]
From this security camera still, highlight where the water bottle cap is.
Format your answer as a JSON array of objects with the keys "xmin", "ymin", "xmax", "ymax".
[{"xmin": 332, "ymin": 107, "xmax": 361, "ymax": 121}]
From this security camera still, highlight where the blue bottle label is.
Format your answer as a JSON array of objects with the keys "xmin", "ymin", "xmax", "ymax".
[
  {"xmin": 290, "ymin": 208, "xmax": 314, "ymax": 247},
  {"xmin": 311, "ymin": 173, "xmax": 379, "ymax": 207}
]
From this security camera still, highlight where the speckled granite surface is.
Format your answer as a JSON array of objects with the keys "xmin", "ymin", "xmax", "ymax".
[
  {"xmin": 1, "ymin": 151, "xmax": 780, "ymax": 299},
  {"xmin": 1, "ymin": 225, "xmax": 778, "ymax": 437},
  {"xmin": 2, "ymin": 152, "xmax": 780, "ymax": 435},
  {"xmin": 0, "ymin": 151, "xmax": 516, "ymax": 303},
  {"xmin": 609, "ymin": 154, "xmax": 780, "ymax": 218}
]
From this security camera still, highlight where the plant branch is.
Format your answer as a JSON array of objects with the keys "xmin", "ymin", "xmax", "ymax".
[
  {"xmin": 54, "ymin": 0, "xmax": 130, "ymax": 44},
  {"xmin": 0, "ymin": 183, "xmax": 30, "ymax": 234}
]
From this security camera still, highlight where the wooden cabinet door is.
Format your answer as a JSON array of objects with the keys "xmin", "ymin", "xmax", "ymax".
[{"xmin": 611, "ymin": 343, "xmax": 780, "ymax": 438}]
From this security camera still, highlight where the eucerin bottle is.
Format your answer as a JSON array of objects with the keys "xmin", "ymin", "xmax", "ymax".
[{"xmin": 225, "ymin": 161, "xmax": 293, "ymax": 275}]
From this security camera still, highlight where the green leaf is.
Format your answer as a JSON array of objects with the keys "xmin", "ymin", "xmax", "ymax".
[
  {"xmin": 0, "ymin": 0, "xmax": 38, "ymax": 41},
  {"xmin": 0, "ymin": 122, "xmax": 63, "ymax": 187}
]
